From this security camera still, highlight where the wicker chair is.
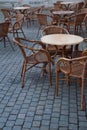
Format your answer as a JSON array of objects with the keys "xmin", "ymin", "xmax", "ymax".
[
  {"xmin": 1, "ymin": 9, "xmax": 15, "ymax": 20},
  {"xmin": 0, "ymin": 21, "xmax": 14, "ymax": 50},
  {"xmin": 76, "ymin": 1, "xmax": 86, "ymax": 13},
  {"xmin": 63, "ymin": 12, "xmax": 86, "ymax": 35},
  {"xmin": 42, "ymin": 25, "xmax": 72, "ymax": 58},
  {"xmin": 36, "ymin": 13, "xmax": 55, "ymax": 37},
  {"xmin": 21, "ymin": 4, "xmax": 31, "ymax": 15},
  {"xmin": 8, "ymin": 13, "xmax": 26, "ymax": 38},
  {"xmin": 50, "ymin": 1, "xmax": 65, "ymax": 13},
  {"xmin": 81, "ymin": 8, "xmax": 87, "ymax": 29},
  {"xmin": 26, "ymin": 6, "xmax": 44, "ymax": 27},
  {"xmin": 56, "ymin": 49, "xmax": 87, "ymax": 110},
  {"xmin": 13, "ymin": 37, "xmax": 52, "ymax": 87}
]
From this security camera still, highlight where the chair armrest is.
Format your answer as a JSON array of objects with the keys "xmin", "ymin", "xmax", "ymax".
[{"xmin": 56, "ymin": 56, "xmax": 87, "ymax": 72}]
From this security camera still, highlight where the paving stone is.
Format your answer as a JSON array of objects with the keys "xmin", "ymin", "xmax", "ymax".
[
  {"xmin": 0, "ymin": 123, "xmax": 5, "ymax": 128},
  {"xmin": 18, "ymin": 114, "xmax": 26, "ymax": 119},
  {"xmin": 23, "ymin": 121, "xmax": 32, "ymax": 129},
  {"xmin": 13, "ymin": 125, "xmax": 22, "ymax": 130},
  {"xmin": 30, "ymin": 127, "xmax": 40, "ymax": 130},
  {"xmin": 8, "ymin": 115, "xmax": 17, "ymax": 120},
  {"xmin": 15, "ymin": 119, "xmax": 24, "ymax": 125},
  {"xmin": 25, "ymin": 116, "xmax": 33, "ymax": 122},
  {"xmin": 3, "ymin": 127, "xmax": 13, "ymax": 130},
  {"xmin": 6, "ymin": 120, "xmax": 15, "ymax": 127},
  {"xmin": 32, "ymin": 120, "xmax": 41, "ymax": 127}
]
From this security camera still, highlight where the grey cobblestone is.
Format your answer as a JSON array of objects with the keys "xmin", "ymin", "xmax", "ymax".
[{"xmin": 0, "ymin": 14, "xmax": 87, "ymax": 130}]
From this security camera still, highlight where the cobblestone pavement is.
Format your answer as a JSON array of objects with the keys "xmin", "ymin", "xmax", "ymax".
[{"xmin": 0, "ymin": 20, "xmax": 87, "ymax": 130}]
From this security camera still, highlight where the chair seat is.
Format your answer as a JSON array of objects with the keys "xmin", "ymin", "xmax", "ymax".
[
  {"xmin": 26, "ymin": 51, "xmax": 49, "ymax": 64},
  {"xmin": 60, "ymin": 61, "xmax": 84, "ymax": 78}
]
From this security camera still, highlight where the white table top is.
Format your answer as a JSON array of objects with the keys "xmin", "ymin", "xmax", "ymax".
[
  {"xmin": 53, "ymin": 10, "xmax": 74, "ymax": 15},
  {"xmin": 41, "ymin": 34, "xmax": 83, "ymax": 46},
  {"xmin": 14, "ymin": 6, "xmax": 30, "ymax": 10},
  {"xmin": 61, "ymin": 1, "xmax": 78, "ymax": 5}
]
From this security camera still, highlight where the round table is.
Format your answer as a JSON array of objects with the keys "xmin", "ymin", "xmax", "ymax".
[
  {"xmin": 52, "ymin": 10, "xmax": 74, "ymax": 25},
  {"xmin": 61, "ymin": 1, "xmax": 78, "ymax": 10},
  {"xmin": 41, "ymin": 34, "xmax": 83, "ymax": 46},
  {"xmin": 53, "ymin": 10, "xmax": 74, "ymax": 15},
  {"xmin": 14, "ymin": 6, "xmax": 30, "ymax": 10},
  {"xmin": 41, "ymin": 34, "xmax": 83, "ymax": 56}
]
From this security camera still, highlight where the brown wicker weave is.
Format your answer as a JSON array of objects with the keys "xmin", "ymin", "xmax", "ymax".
[
  {"xmin": 13, "ymin": 37, "xmax": 52, "ymax": 87},
  {"xmin": 36, "ymin": 13, "xmax": 55, "ymax": 37},
  {"xmin": 56, "ymin": 50, "xmax": 87, "ymax": 110},
  {"xmin": 26, "ymin": 6, "xmax": 44, "ymax": 27},
  {"xmin": 63, "ymin": 13, "xmax": 86, "ymax": 34},
  {"xmin": 0, "ymin": 21, "xmax": 14, "ymax": 50},
  {"xmin": 1, "ymin": 9, "xmax": 15, "ymax": 20},
  {"xmin": 8, "ymin": 13, "xmax": 26, "ymax": 38}
]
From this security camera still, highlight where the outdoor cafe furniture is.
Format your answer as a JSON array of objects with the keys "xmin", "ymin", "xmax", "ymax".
[
  {"xmin": 1, "ymin": 9, "xmax": 15, "ymax": 21},
  {"xmin": 62, "ymin": 12, "xmax": 86, "ymax": 35},
  {"xmin": 52, "ymin": 10, "xmax": 74, "ymax": 25},
  {"xmin": 61, "ymin": 1, "xmax": 79, "ymax": 10},
  {"xmin": 75, "ymin": 1, "xmax": 86, "ymax": 13},
  {"xmin": 41, "ymin": 34, "xmax": 84, "ymax": 57},
  {"xmin": 13, "ymin": 6, "xmax": 30, "ymax": 12},
  {"xmin": 42, "ymin": 25, "xmax": 72, "ymax": 58},
  {"xmin": 81, "ymin": 8, "xmax": 87, "ymax": 29},
  {"xmin": 0, "ymin": 21, "xmax": 14, "ymax": 50},
  {"xmin": 13, "ymin": 6, "xmax": 31, "ymax": 15},
  {"xmin": 25, "ymin": 6, "xmax": 44, "ymax": 27},
  {"xmin": 13, "ymin": 37, "xmax": 52, "ymax": 87},
  {"xmin": 36, "ymin": 13, "xmax": 55, "ymax": 37},
  {"xmin": 53, "ymin": 10, "xmax": 74, "ymax": 15},
  {"xmin": 50, "ymin": 1, "xmax": 66, "ymax": 13},
  {"xmin": 8, "ymin": 13, "xmax": 26, "ymax": 38},
  {"xmin": 56, "ymin": 49, "xmax": 87, "ymax": 111}
]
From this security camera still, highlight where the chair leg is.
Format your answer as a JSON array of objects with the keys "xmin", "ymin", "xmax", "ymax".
[
  {"xmin": 21, "ymin": 62, "xmax": 27, "ymax": 88},
  {"xmin": 65, "ymin": 74, "xmax": 69, "ymax": 86},
  {"xmin": 7, "ymin": 36, "xmax": 14, "ymax": 51},
  {"xmin": 81, "ymin": 79, "xmax": 85, "ymax": 111},
  {"xmin": 37, "ymin": 26, "xmax": 41, "ymax": 37},
  {"xmin": 21, "ymin": 28, "xmax": 26, "ymax": 38},
  {"xmin": 48, "ymin": 63, "xmax": 52, "ymax": 86},
  {"xmin": 21, "ymin": 61, "xmax": 25, "ymax": 77},
  {"xmin": 80, "ymin": 25, "xmax": 84, "ymax": 36},
  {"xmin": 3, "ymin": 37, "xmax": 6, "ymax": 48},
  {"xmin": 56, "ymin": 70, "xmax": 58, "ymax": 96}
]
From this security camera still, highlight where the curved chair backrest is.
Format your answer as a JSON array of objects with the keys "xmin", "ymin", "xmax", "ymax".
[
  {"xmin": 15, "ymin": 13, "xmax": 24, "ymax": 25},
  {"xmin": 42, "ymin": 25, "xmax": 69, "ymax": 35},
  {"xmin": 37, "ymin": 13, "xmax": 48, "ymax": 26},
  {"xmin": 1, "ymin": 9, "xmax": 11, "ymax": 19},
  {"xmin": 75, "ymin": 13, "xmax": 86, "ymax": 25},
  {"xmin": 0, "ymin": 22, "xmax": 9, "ymax": 37},
  {"xmin": 76, "ymin": 1, "xmax": 86, "ymax": 12}
]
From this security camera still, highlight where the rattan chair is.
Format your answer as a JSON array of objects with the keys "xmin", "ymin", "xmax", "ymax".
[
  {"xmin": 13, "ymin": 37, "xmax": 52, "ymax": 87},
  {"xmin": 1, "ymin": 9, "xmax": 15, "ymax": 20},
  {"xmin": 81, "ymin": 8, "xmax": 87, "ymax": 29},
  {"xmin": 56, "ymin": 49, "xmax": 87, "ymax": 110},
  {"xmin": 63, "ymin": 13, "xmax": 86, "ymax": 35},
  {"xmin": 76, "ymin": 1, "xmax": 86, "ymax": 13},
  {"xmin": 50, "ymin": 1, "xmax": 64, "ymax": 13},
  {"xmin": 26, "ymin": 6, "xmax": 44, "ymax": 27},
  {"xmin": 36, "ymin": 13, "xmax": 55, "ymax": 37},
  {"xmin": 8, "ymin": 13, "xmax": 26, "ymax": 38},
  {"xmin": 42, "ymin": 25, "xmax": 72, "ymax": 58},
  {"xmin": 0, "ymin": 21, "xmax": 14, "ymax": 50}
]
